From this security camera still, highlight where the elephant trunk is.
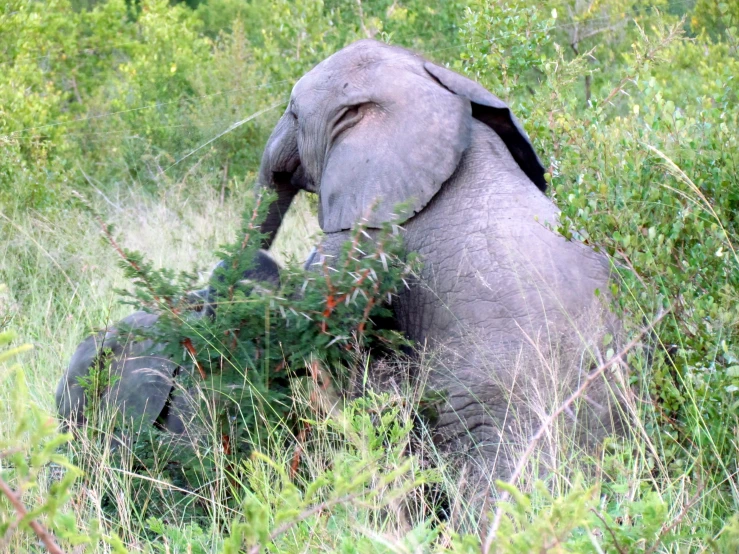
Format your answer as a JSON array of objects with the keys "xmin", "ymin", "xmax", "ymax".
[
  {"xmin": 258, "ymin": 176, "xmax": 298, "ymax": 249},
  {"xmin": 257, "ymin": 111, "xmax": 307, "ymax": 249}
]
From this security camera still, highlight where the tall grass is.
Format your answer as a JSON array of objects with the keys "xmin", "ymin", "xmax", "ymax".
[
  {"xmin": 2, "ymin": 198, "xmax": 738, "ymax": 550},
  {"xmin": 2, "ymin": 179, "xmax": 737, "ymax": 551}
]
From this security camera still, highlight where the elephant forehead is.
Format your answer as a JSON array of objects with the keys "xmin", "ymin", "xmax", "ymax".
[{"xmin": 291, "ymin": 41, "xmax": 421, "ymax": 109}]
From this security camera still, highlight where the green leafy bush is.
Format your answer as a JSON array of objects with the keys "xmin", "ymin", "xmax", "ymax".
[{"xmin": 76, "ymin": 191, "xmax": 415, "ymax": 525}]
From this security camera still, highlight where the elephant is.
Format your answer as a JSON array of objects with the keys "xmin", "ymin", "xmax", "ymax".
[
  {"xmin": 56, "ymin": 249, "xmax": 281, "ymax": 433},
  {"xmin": 256, "ymin": 39, "xmax": 623, "ymax": 478},
  {"xmin": 189, "ymin": 249, "xmax": 282, "ymax": 318}
]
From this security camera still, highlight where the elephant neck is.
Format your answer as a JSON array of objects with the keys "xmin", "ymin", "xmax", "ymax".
[
  {"xmin": 409, "ymin": 119, "xmax": 560, "ymax": 234},
  {"xmin": 457, "ymin": 120, "xmax": 555, "ymax": 216},
  {"xmin": 398, "ymin": 119, "xmax": 610, "ymax": 348}
]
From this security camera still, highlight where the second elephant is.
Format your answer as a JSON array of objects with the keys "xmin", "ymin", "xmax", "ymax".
[{"xmin": 56, "ymin": 250, "xmax": 282, "ymax": 434}]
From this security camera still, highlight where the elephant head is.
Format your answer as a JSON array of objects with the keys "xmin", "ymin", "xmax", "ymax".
[{"xmin": 258, "ymin": 39, "xmax": 546, "ymax": 244}]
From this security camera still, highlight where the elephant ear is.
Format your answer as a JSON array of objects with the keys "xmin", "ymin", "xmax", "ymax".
[
  {"xmin": 423, "ymin": 62, "xmax": 548, "ymax": 192},
  {"xmin": 103, "ymin": 341, "xmax": 178, "ymax": 425},
  {"xmin": 56, "ymin": 311, "xmax": 177, "ymax": 429},
  {"xmin": 318, "ymin": 62, "xmax": 472, "ymax": 233}
]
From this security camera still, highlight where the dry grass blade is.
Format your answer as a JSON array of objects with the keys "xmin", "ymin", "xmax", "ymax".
[{"xmin": 482, "ymin": 308, "xmax": 669, "ymax": 553}]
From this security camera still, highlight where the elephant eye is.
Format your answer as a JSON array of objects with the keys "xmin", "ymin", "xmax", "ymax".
[{"xmin": 331, "ymin": 104, "xmax": 364, "ymax": 140}]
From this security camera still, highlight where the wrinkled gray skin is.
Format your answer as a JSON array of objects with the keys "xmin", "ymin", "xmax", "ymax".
[
  {"xmin": 257, "ymin": 40, "xmax": 621, "ymax": 476},
  {"xmin": 56, "ymin": 250, "xmax": 281, "ymax": 432}
]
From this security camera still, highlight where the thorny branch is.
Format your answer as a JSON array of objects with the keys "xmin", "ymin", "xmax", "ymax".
[
  {"xmin": 590, "ymin": 508, "xmax": 627, "ymax": 554},
  {"xmin": 93, "ymin": 212, "xmax": 173, "ymax": 312}
]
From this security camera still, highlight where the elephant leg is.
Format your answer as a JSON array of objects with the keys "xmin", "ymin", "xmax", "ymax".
[
  {"xmin": 429, "ymin": 332, "xmax": 628, "ymax": 486},
  {"xmin": 303, "ymin": 230, "xmax": 353, "ymax": 271}
]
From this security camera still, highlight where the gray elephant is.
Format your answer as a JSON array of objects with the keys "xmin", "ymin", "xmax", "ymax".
[
  {"xmin": 56, "ymin": 249, "xmax": 281, "ymax": 433},
  {"xmin": 256, "ymin": 40, "xmax": 622, "ymax": 476}
]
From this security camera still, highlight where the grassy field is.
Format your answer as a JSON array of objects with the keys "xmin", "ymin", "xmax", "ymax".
[
  {"xmin": 1, "ymin": 0, "xmax": 738, "ymax": 552},
  {"xmin": 2, "ymin": 161, "xmax": 737, "ymax": 553}
]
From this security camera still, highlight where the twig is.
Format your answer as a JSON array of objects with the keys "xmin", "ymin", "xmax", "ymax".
[
  {"xmin": 644, "ymin": 483, "xmax": 704, "ymax": 554},
  {"xmin": 158, "ymin": 102, "xmax": 283, "ymax": 175},
  {"xmin": 227, "ymin": 192, "xmax": 265, "ymax": 303},
  {"xmin": 590, "ymin": 509, "xmax": 627, "ymax": 554},
  {"xmin": 0, "ymin": 475, "xmax": 65, "ymax": 554},
  {"xmin": 93, "ymin": 213, "xmax": 170, "ymax": 310},
  {"xmin": 482, "ymin": 309, "xmax": 669, "ymax": 553},
  {"xmin": 220, "ymin": 160, "xmax": 229, "ymax": 206},
  {"xmin": 182, "ymin": 337, "xmax": 206, "ymax": 379},
  {"xmin": 289, "ymin": 421, "xmax": 311, "ymax": 479},
  {"xmin": 69, "ymin": 77, "xmax": 83, "ymax": 106},
  {"xmin": 576, "ymin": 21, "xmax": 627, "ymax": 44},
  {"xmin": 601, "ymin": 19, "xmax": 684, "ymax": 107},
  {"xmin": 79, "ymin": 166, "xmax": 120, "ymax": 211},
  {"xmin": 355, "ymin": 0, "xmax": 371, "ymax": 38}
]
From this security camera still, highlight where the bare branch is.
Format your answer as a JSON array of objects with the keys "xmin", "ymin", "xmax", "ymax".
[{"xmin": 0, "ymin": 475, "xmax": 66, "ymax": 554}]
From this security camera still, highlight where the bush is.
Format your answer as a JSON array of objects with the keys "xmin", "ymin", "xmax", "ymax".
[{"xmin": 72, "ymin": 191, "xmax": 416, "ymax": 525}]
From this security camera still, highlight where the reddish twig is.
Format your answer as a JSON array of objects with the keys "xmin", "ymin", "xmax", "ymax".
[
  {"xmin": 290, "ymin": 360, "xmax": 331, "ymax": 478},
  {"xmin": 290, "ymin": 421, "xmax": 311, "ymax": 479},
  {"xmin": 0, "ymin": 475, "xmax": 65, "ymax": 554},
  {"xmin": 182, "ymin": 337, "xmax": 206, "ymax": 379},
  {"xmin": 221, "ymin": 433, "xmax": 232, "ymax": 456},
  {"xmin": 94, "ymin": 214, "xmax": 172, "ymax": 311}
]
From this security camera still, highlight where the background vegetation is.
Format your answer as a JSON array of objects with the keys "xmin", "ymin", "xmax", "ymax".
[{"xmin": 1, "ymin": 0, "xmax": 737, "ymax": 551}]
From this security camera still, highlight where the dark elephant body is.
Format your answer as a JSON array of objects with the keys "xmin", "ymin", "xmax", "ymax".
[
  {"xmin": 258, "ymin": 40, "xmax": 623, "ymax": 475},
  {"xmin": 55, "ymin": 311, "xmax": 181, "ymax": 430}
]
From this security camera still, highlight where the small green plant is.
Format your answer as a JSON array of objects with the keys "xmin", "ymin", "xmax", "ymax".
[
  {"xmin": 76, "ymin": 345, "xmax": 122, "ymax": 429},
  {"xmin": 220, "ymin": 391, "xmax": 431, "ymax": 553},
  {"xmin": 0, "ymin": 309, "xmax": 127, "ymax": 553}
]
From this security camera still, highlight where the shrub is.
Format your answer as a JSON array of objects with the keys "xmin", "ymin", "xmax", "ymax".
[{"xmin": 74, "ymin": 191, "xmax": 416, "ymax": 524}]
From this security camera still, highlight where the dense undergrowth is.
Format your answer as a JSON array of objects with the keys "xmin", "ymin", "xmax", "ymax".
[{"xmin": 1, "ymin": 0, "xmax": 738, "ymax": 552}]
